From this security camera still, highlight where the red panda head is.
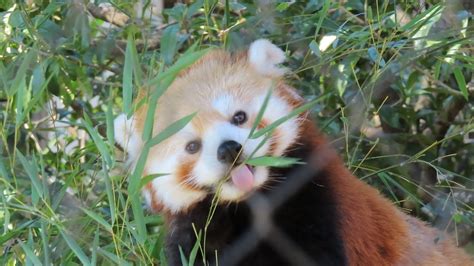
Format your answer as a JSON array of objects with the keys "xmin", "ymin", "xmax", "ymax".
[{"xmin": 115, "ymin": 39, "xmax": 304, "ymax": 213}]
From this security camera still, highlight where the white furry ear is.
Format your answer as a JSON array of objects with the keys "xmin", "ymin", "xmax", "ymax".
[
  {"xmin": 114, "ymin": 113, "xmax": 142, "ymax": 163},
  {"xmin": 248, "ymin": 39, "xmax": 287, "ymax": 77}
]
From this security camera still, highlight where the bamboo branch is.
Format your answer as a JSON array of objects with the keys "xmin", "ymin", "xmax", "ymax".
[{"xmin": 86, "ymin": 3, "xmax": 130, "ymax": 27}]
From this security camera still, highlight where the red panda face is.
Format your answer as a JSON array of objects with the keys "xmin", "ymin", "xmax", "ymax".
[{"xmin": 115, "ymin": 40, "xmax": 303, "ymax": 213}]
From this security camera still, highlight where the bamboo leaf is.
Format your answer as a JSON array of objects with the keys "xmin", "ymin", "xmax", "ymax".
[
  {"xmin": 141, "ymin": 75, "xmax": 176, "ymax": 142},
  {"xmin": 147, "ymin": 48, "xmax": 210, "ymax": 88},
  {"xmin": 9, "ymin": 50, "xmax": 36, "ymax": 96},
  {"xmin": 17, "ymin": 150, "xmax": 43, "ymax": 200},
  {"xmin": 246, "ymin": 156, "xmax": 303, "ymax": 168},
  {"xmin": 139, "ymin": 173, "xmax": 169, "ymax": 190},
  {"xmin": 59, "ymin": 229, "xmax": 91, "ymax": 266},
  {"xmin": 39, "ymin": 221, "xmax": 50, "ymax": 266},
  {"xmin": 161, "ymin": 24, "xmax": 180, "ymax": 65},
  {"xmin": 106, "ymin": 96, "xmax": 115, "ymax": 149},
  {"xmin": 123, "ymin": 35, "xmax": 134, "ymax": 116},
  {"xmin": 91, "ymin": 228, "xmax": 99, "ymax": 266},
  {"xmin": 251, "ymin": 97, "xmax": 324, "ymax": 139},
  {"xmin": 97, "ymin": 248, "xmax": 132, "ymax": 266},
  {"xmin": 453, "ymin": 66, "xmax": 468, "ymax": 100},
  {"xmin": 179, "ymin": 246, "xmax": 188, "ymax": 266},
  {"xmin": 19, "ymin": 239, "xmax": 43, "ymax": 266},
  {"xmin": 309, "ymin": 40, "xmax": 321, "ymax": 57},
  {"xmin": 188, "ymin": 231, "xmax": 202, "ymax": 266},
  {"xmin": 248, "ymin": 87, "xmax": 273, "ymax": 138},
  {"xmin": 80, "ymin": 207, "xmax": 113, "ymax": 232},
  {"xmin": 15, "ymin": 79, "xmax": 27, "ymax": 127},
  {"xmin": 147, "ymin": 112, "xmax": 196, "ymax": 148},
  {"xmin": 83, "ymin": 113, "xmax": 113, "ymax": 168},
  {"xmin": 401, "ymin": 4, "xmax": 443, "ymax": 31}
]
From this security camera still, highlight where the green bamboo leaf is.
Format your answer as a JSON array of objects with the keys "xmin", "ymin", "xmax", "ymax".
[
  {"xmin": 401, "ymin": 4, "xmax": 443, "ymax": 31},
  {"xmin": 127, "ymin": 147, "xmax": 149, "ymax": 244},
  {"xmin": 129, "ymin": 197, "xmax": 146, "ymax": 244},
  {"xmin": 23, "ymin": 73, "xmax": 53, "ymax": 119},
  {"xmin": 179, "ymin": 246, "xmax": 188, "ymax": 266},
  {"xmin": 17, "ymin": 150, "xmax": 43, "ymax": 200},
  {"xmin": 248, "ymin": 87, "xmax": 273, "ymax": 138},
  {"xmin": 91, "ymin": 228, "xmax": 99, "ymax": 266},
  {"xmin": 309, "ymin": 40, "xmax": 321, "ymax": 57},
  {"xmin": 147, "ymin": 48, "xmax": 210, "ymax": 88},
  {"xmin": 147, "ymin": 112, "xmax": 196, "ymax": 148},
  {"xmin": 188, "ymin": 231, "xmax": 202, "ymax": 266},
  {"xmin": 142, "ymin": 75, "xmax": 176, "ymax": 142},
  {"xmin": 80, "ymin": 207, "xmax": 112, "ymax": 232},
  {"xmin": 453, "ymin": 66, "xmax": 468, "ymax": 100},
  {"xmin": 377, "ymin": 172, "xmax": 398, "ymax": 201},
  {"xmin": 106, "ymin": 96, "xmax": 115, "ymax": 149},
  {"xmin": 104, "ymin": 167, "xmax": 115, "ymax": 225},
  {"xmin": 314, "ymin": 0, "xmax": 331, "ymax": 36},
  {"xmin": 123, "ymin": 35, "xmax": 134, "ymax": 116},
  {"xmin": 251, "ymin": 97, "xmax": 324, "ymax": 139},
  {"xmin": 246, "ymin": 156, "xmax": 303, "ymax": 168},
  {"xmin": 139, "ymin": 173, "xmax": 169, "ymax": 190},
  {"xmin": 161, "ymin": 24, "xmax": 180, "ymax": 65},
  {"xmin": 15, "ymin": 79, "xmax": 27, "ymax": 127},
  {"xmin": 276, "ymin": 2, "xmax": 290, "ymax": 12},
  {"xmin": 0, "ymin": 154, "xmax": 10, "ymax": 181},
  {"xmin": 367, "ymin": 47, "xmax": 385, "ymax": 67},
  {"xmin": 9, "ymin": 50, "xmax": 36, "ymax": 96},
  {"xmin": 59, "ymin": 229, "xmax": 91, "ymax": 266},
  {"xmin": 83, "ymin": 113, "xmax": 113, "ymax": 168},
  {"xmin": 97, "ymin": 248, "xmax": 132, "ymax": 266},
  {"xmin": 0, "ymin": 220, "xmax": 34, "ymax": 246},
  {"xmin": 39, "ymin": 221, "xmax": 50, "ymax": 266},
  {"xmin": 19, "ymin": 239, "xmax": 43, "ymax": 266}
]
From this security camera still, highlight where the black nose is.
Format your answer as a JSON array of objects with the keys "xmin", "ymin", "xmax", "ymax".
[{"xmin": 217, "ymin": 140, "xmax": 243, "ymax": 164}]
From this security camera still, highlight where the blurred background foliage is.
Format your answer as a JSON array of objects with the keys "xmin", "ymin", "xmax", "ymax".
[{"xmin": 0, "ymin": 0, "xmax": 473, "ymax": 264}]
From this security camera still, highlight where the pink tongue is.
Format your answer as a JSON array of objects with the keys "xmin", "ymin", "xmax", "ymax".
[{"xmin": 230, "ymin": 165, "xmax": 255, "ymax": 191}]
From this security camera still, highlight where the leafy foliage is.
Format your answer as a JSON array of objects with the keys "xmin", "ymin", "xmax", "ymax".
[{"xmin": 0, "ymin": 0, "xmax": 473, "ymax": 264}]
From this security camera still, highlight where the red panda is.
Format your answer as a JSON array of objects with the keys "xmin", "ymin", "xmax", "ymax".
[{"xmin": 114, "ymin": 39, "xmax": 473, "ymax": 266}]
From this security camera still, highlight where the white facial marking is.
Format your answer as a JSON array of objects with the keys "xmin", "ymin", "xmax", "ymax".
[
  {"xmin": 146, "ymin": 154, "xmax": 206, "ymax": 213},
  {"xmin": 212, "ymin": 94, "xmax": 238, "ymax": 117},
  {"xmin": 114, "ymin": 114, "xmax": 143, "ymax": 165}
]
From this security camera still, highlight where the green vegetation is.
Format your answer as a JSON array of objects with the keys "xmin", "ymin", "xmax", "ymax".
[{"xmin": 1, "ymin": 0, "xmax": 473, "ymax": 264}]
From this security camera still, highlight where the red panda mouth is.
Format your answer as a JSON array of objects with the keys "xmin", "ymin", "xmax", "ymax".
[{"xmin": 230, "ymin": 164, "xmax": 255, "ymax": 192}]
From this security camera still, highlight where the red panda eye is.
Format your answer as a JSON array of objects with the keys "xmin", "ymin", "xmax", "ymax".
[
  {"xmin": 231, "ymin": 111, "xmax": 247, "ymax": 125},
  {"xmin": 185, "ymin": 140, "xmax": 201, "ymax": 154}
]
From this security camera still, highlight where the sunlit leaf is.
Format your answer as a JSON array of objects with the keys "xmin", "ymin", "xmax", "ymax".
[{"xmin": 246, "ymin": 156, "xmax": 303, "ymax": 168}]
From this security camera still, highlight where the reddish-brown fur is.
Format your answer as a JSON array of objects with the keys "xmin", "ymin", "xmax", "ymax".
[
  {"xmin": 268, "ymin": 129, "xmax": 280, "ymax": 156},
  {"xmin": 299, "ymin": 118, "xmax": 472, "ymax": 265},
  {"xmin": 256, "ymin": 119, "xmax": 268, "ymax": 130},
  {"xmin": 176, "ymin": 160, "xmax": 200, "ymax": 192},
  {"xmin": 145, "ymin": 182, "xmax": 164, "ymax": 212},
  {"xmin": 276, "ymin": 83, "xmax": 304, "ymax": 108}
]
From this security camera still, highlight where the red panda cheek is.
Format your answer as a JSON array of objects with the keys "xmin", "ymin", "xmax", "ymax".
[
  {"xmin": 257, "ymin": 119, "xmax": 268, "ymax": 130},
  {"xmin": 255, "ymin": 119, "xmax": 279, "ymax": 156},
  {"xmin": 268, "ymin": 129, "xmax": 281, "ymax": 156},
  {"xmin": 145, "ymin": 182, "xmax": 164, "ymax": 213},
  {"xmin": 176, "ymin": 160, "xmax": 202, "ymax": 192}
]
